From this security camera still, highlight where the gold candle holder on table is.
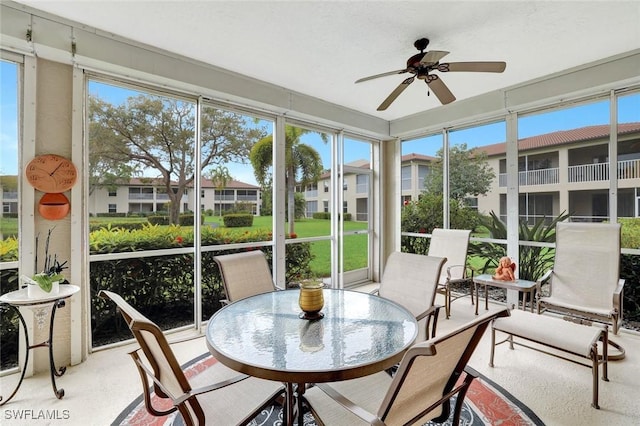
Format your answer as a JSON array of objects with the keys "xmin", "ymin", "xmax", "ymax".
[{"xmin": 298, "ymin": 281, "xmax": 324, "ymax": 320}]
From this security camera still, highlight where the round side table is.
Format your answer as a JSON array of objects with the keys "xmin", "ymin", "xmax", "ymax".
[{"xmin": 0, "ymin": 284, "xmax": 79, "ymax": 405}]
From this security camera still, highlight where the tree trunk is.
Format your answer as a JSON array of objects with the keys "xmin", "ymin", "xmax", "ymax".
[
  {"xmin": 168, "ymin": 192, "xmax": 181, "ymax": 225},
  {"xmin": 287, "ymin": 179, "xmax": 295, "ymax": 235}
]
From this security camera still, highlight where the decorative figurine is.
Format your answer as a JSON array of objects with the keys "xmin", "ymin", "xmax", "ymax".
[{"xmin": 493, "ymin": 256, "xmax": 516, "ymax": 281}]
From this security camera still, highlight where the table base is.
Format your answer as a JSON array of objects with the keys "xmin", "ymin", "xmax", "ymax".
[{"xmin": 0, "ymin": 299, "xmax": 69, "ymax": 406}]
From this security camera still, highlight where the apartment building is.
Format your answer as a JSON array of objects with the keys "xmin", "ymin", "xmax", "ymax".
[
  {"xmin": 480, "ymin": 122, "xmax": 640, "ymax": 223},
  {"xmin": 302, "ymin": 124, "xmax": 640, "ymax": 223},
  {"xmin": 88, "ymin": 177, "xmax": 261, "ymax": 216}
]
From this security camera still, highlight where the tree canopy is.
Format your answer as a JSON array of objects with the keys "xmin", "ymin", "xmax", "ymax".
[
  {"xmin": 423, "ymin": 143, "xmax": 495, "ymax": 201},
  {"xmin": 89, "ymin": 95, "xmax": 266, "ymax": 223}
]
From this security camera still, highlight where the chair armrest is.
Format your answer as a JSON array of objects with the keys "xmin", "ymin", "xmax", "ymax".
[
  {"xmin": 446, "ymin": 264, "xmax": 465, "ymax": 281},
  {"xmin": 415, "ymin": 304, "xmax": 440, "ymax": 322},
  {"xmin": 613, "ymin": 278, "xmax": 625, "ymax": 315},
  {"xmin": 535, "ymin": 269, "xmax": 553, "ymax": 297},
  {"xmin": 175, "ymin": 374, "xmax": 250, "ymax": 405},
  {"xmin": 130, "ymin": 349, "xmax": 249, "ymax": 407},
  {"xmin": 416, "ymin": 305, "xmax": 442, "ymax": 338},
  {"xmin": 314, "ymin": 383, "xmax": 385, "ymax": 425}
]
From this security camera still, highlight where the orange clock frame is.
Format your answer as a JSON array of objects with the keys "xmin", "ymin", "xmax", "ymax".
[{"xmin": 25, "ymin": 154, "xmax": 78, "ymax": 193}]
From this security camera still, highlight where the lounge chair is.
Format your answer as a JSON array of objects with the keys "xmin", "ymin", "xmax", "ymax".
[
  {"xmin": 537, "ymin": 222, "xmax": 624, "ymax": 334},
  {"xmin": 537, "ymin": 221, "xmax": 625, "ymax": 358}
]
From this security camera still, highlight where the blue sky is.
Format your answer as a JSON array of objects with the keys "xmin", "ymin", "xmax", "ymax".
[{"xmin": 2, "ymin": 60, "xmax": 639, "ymax": 181}]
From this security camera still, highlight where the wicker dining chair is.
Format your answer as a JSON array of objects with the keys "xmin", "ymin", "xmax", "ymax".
[
  {"xmin": 214, "ymin": 250, "xmax": 277, "ymax": 304},
  {"xmin": 99, "ymin": 290, "xmax": 282, "ymax": 426},
  {"xmin": 303, "ymin": 308, "xmax": 511, "ymax": 426},
  {"xmin": 377, "ymin": 252, "xmax": 447, "ymax": 341}
]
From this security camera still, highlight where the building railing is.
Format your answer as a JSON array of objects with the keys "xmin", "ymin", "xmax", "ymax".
[
  {"xmin": 499, "ymin": 168, "xmax": 559, "ymax": 186},
  {"xmin": 1, "ymin": 192, "xmax": 18, "ymax": 200},
  {"xmin": 499, "ymin": 159, "xmax": 640, "ymax": 186},
  {"xmin": 129, "ymin": 194, "xmax": 154, "ymax": 200},
  {"xmin": 216, "ymin": 195, "xmax": 235, "ymax": 201}
]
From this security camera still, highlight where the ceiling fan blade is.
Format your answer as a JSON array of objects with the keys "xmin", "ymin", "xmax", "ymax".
[
  {"xmin": 377, "ymin": 77, "xmax": 415, "ymax": 111},
  {"xmin": 420, "ymin": 50, "xmax": 449, "ymax": 66},
  {"xmin": 355, "ymin": 69, "xmax": 408, "ymax": 83},
  {"xmin": 440, "ymin": 61, "xmax": 506, "ymax": 73},
  {"xmin": 426, "ymin": 76, "xmax": 456, "ymax": 105}
]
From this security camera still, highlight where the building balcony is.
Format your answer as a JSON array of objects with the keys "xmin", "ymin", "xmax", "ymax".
[
  {"xmin": 499, "ymin": 159, "xmax": 640, "ymax": 187},
  {"xmin": 1, "ymin": 192, "xmax": 18, "ymax": 201}
]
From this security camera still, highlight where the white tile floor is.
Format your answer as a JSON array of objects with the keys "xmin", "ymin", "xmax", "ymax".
[{"xmin": 2, "ymin": 293, "xmax": 640, "ymax": 425}]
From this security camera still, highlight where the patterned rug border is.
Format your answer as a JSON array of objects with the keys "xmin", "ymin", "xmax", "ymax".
[
  {"xmin": 113, "ymin": 352, "xmax": 545, "ymax": 426},
  {"xmin": 470, "ymin": 371, "xmax": 544, "ymax": 426}
]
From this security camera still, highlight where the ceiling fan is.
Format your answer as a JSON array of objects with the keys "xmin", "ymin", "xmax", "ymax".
[{"xmin": 356, "ymin": 38, "xmax": 506, "ymax": 111}]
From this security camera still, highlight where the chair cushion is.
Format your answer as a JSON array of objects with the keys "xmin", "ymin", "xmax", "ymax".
[{"xmin": 492, "ymin": 310, "xmax": 605, "ymax": 358}]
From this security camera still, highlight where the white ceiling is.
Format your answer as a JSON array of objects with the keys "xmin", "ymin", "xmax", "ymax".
[{"xmin": 12, "ymin": 1, "xmax": 640, "ymax": 121}]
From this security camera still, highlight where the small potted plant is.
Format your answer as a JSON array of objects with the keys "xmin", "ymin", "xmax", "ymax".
[{"xmin": 23, "ymin": 228, "xmax": 68, "ymax": 298}]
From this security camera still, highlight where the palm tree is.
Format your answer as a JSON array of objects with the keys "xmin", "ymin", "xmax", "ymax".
[
  {"xmin": 208, "ymin": 166, "xmax": 232, "ymax": 217},
  {"xmin": 250, "ymin": 126, "xmax": 325, "ymax": 234}
]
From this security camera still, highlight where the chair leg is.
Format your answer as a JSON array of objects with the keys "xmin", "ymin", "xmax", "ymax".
[
  {"xmin": 591, "ymin": 343, "xmax": 599, "ymax": 409},
  {"xmin": 452, "ymin": 372, "xmax": 476, "ymax": 426},
  {"xmin": 489, "ymin": 327, "xmax": 496, "ymax": 367}
]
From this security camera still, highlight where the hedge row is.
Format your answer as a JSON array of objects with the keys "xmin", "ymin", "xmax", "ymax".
[{"xmin": 312, "ymin": 212, "xmax": 352, "ymax": 221}]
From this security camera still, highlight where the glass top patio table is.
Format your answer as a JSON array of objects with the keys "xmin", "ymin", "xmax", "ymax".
[{"xmin": 205, "ymin": 288, "xmax": 418, "ymax": 384}]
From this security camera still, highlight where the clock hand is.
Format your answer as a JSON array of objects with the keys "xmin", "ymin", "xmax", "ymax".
[{"xmin": 49, "ymin": 162, "xmax": 63, "ymax": 176}]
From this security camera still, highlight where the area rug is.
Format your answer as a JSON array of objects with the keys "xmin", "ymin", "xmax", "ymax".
[{"xmin": 113, "ymin": 353, "xmax": 544, "ymax": 426}]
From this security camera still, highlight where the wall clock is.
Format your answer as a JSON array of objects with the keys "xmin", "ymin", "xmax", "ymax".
[{"xmin": 25, "ymin": 154, "xmax": 78, "ymax": 193}]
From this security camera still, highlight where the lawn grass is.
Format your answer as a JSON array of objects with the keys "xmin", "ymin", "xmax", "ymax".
[
  {"xmin": 208, "ymin": 216, "xmax": 369, "ymax": 276},
  {"xmin": 0, "ymin": 217, "xmax": 18, "ymax": 239}
]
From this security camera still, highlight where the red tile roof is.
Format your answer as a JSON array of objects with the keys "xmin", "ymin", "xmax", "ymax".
[
  {"xmin": 477, "ymin": 122, "xmax": 640, "ymax": 156},
  {"xmin": 402, "ymin": 153, "xmax": 437, "ymax": 162}
]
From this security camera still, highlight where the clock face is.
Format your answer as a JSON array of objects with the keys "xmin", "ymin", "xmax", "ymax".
[{"xmin": 25, "ymin": 154, "xmax": 78, "ymax": 193}]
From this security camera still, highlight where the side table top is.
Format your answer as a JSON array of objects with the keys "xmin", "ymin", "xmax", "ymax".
[
  {"xmin": 473, "ymin": 274, "xmax": 536, "ymax": 290},
  {"xmin": 0, "ymin": 284, "xmax": 80, "ymax": 306}
]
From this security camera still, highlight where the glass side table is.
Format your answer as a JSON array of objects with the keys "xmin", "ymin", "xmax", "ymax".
[{"xmin": 0, "ymin": 284, "xmax": 79, "ymax": 405}]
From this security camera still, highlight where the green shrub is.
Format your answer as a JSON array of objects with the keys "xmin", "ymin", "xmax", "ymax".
[
  {"xmin": 467, "ymin": 211, "xmax": 569, "ymax": 281},
  {"xmin": 223, "ymin": 213, "xmax": 253, "ymax": 227},
  {"xmin": 621, "ymin": 254, "xmax": 640, "ymax": 322},
  {"xmin": 89, "ymin": 225, "xmax": 313, "ymax": 346},
  {"xmin": 148, "ymin": 215, "xmax": 170, "ymax": 225},
  {"xmin": 401, "ymin": 193, "xmax": 482, "ymax": 255},
  {"xmin": 0, "ymin": 236, "xmax": 18, "ymax": 262},
  {"xmin": 89, "ymin": 222, "xmax": 148, "ymax": 232},
  {"xmin": 310, "ymin": 212, "xmax": 352, "ymax": 221},
  {"xmin": 620, "ymin": 218, "xmax": 640, "ymax": 249}
]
